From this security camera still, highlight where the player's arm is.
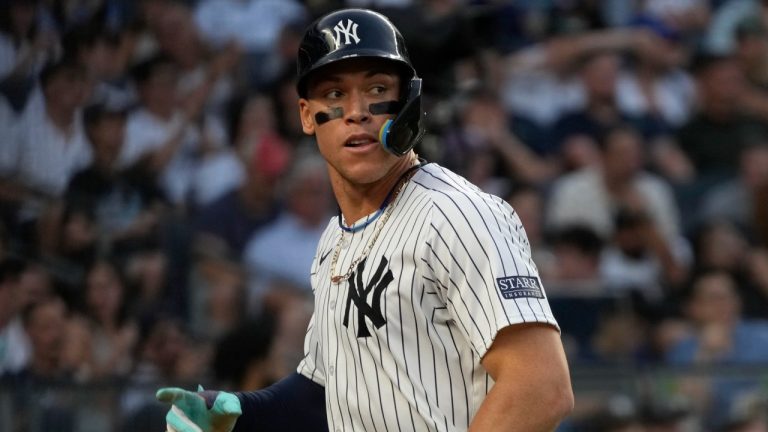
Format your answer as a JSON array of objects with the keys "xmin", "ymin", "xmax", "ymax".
[
  {"xmin": 469, "ymin": 323, "xmax": 574, "ymax": 432},
  {"xmin": 158, "ymin": 372, "xmax": 328, "ymax": 432},
  {"xmin": 233, "ymin": 372, "xmax": 327, "ymax": 431}
]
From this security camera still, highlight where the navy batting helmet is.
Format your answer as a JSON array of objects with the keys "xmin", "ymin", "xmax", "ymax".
[{"xmin": 297, "ymin": 8, "xmax": 425, "ymax": 156}]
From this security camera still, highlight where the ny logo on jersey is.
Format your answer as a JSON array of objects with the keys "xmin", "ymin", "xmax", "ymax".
[
  {"xmin": 333, "ymin": 19, "xmax": 361, "ymax": 46},
  {"xmin": 343, "ymin": 256, "xmax": 393, "ymax": 338}
]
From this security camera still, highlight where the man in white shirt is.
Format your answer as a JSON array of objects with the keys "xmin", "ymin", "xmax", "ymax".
[
  {"xmin": 122, "ymin": 55, "xmax": 240, "ymax": 207},
  {"xmin": 2, "ymin": 59, "xmax": 92, "ymax": 227}
]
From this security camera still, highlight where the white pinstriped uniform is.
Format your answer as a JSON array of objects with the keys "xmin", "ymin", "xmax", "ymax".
[{"xmin": 297, "ymin": 163, "xmax": 559, "ymax": 432}]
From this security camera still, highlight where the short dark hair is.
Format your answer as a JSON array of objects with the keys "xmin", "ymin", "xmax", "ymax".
[
  {"xmin": 39, "ymin": 57, "xmax": 87, "ymax": 88},
  {"xmin": 62, "ymin": 24, "xmax": 120, "ymax": 60},
  {"xmin": 550, "ymin": 225, "xmax": 604, "ymax": 256}
]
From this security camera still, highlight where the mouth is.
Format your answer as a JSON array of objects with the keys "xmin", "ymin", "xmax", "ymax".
[{"xmin": 344, "ymin": 134, "xmax": 378, "ymax": 149}]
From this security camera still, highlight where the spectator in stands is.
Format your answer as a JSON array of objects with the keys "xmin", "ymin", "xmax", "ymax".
[
  {"xmin": 193, "ymin": 93, "xmax": 290, "ymax": 259},
  {"xmin": 66, "ymin": 103, "xmax": 165, "ymax": 258},
  {"xmin": 501, "ymin": 28, "xmax": 645, "ymax": 130},
  {"xmin": 187, "ymin": 253, "xmax": 246, "ymax": 340},
  {"xmin": 600, "ymin": 207, "xmax": 688, "ymax": 299},
  {"xmin": 122, "ymin": 243, "xmax": 174, "ymax": 320},
  {"xmin": 726, "ymin": 16, "xmax": 768, "ymax": 131},
  {"xmin": 0, "ymin": 0, "xmax": 59, "ymax": 109},
  {"xmin": 733, "ymin": 17, "xmax": 768, "ymax": 90},
  {"xmin": 692, "ymin": 220, "xmax": 768, "ymax": 320},
  {"xmin": 0, "ymin": 258, "xmax": 29, "ymax": 375},
  {"xmin": 675, "ymin": 53, "xmax": 768, "ymax": 181},
  {"xmin": 543, "ymin": 225, "xmax": 604, "ymax": 294},
  {"xmin": 667, "ymin": 270, "xmax": 768, "ymax": 428},
  {"xmin": 121, "ymin": 54, "xmax": 240, "ymax": 208},
  {"xmin": 2, "ymin": 294, "xmax": 76, "ymax": 432},
  {"xmin": 3, "ymin": 58, "xmax": 92, "ymax": 253},
  {"xmin": 6, "ymin": 294, "xmax": 73, "ymax": 384},
  {"xmin": 553, "ymin": 47, "xmax": 676, "ymax": 171},
  {"xmin": 547, "ymin": 125, "xmax": 681, "ymax": 243},
  {"xmin": 62, "ymin": 24, "xmax": 134, "ymax": 108},
  {"xmin": 153, "ymin": 2, "xmax": 240, "ymax": 118},
  {"xmin": 441, "ymin": 86, "xmax": 558, "ymax": 187},
  {"xmin": 548, "ymin": 125, "xmax": 689, "ymax": 292},
  {"xmin": 120, "ymin": 314, "xmax": 208, "ymax": 430},
  {"xmin": 192, "ymin": 0, "xmax": 306, "ymax": 89},
  {"xmin": 2, "ymin": 58, "xmax": 91, "ymax": 211},
  {"xmin": 132, "ymin": 315, "xmax": 208, "ymax": 385},
  {"xmin": 65, "ymin": 259, "xmax": 138, "ymax": 381},
  {"xmin": 617, "ymin": 16, "xmax": 695, "ymax": 131},
  {"xmin": 616, "ymin": 16, "xmax": 697, "ymax": 183},
  {"xmin": 700, "ymin": 142, "xmax": 768, "ymax": 238},
  {"xmin": 243, "ymin": 153, "xmax": 332, "ymax": 305},
  {"xmin": 589, "ymin": 303, "xmax": 651, "ymax": 364}
]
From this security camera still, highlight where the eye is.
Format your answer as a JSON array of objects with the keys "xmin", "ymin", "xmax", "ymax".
[
  {"xmin": 324, "ymin": 89, "xmax": 343, "ymax": 100},
  {"xmin": 369, "ymin": 85, "xmax": 388, "ymax": 96}
]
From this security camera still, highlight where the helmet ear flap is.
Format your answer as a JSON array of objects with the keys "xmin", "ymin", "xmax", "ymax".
[{"xmin": 379, "ymin": 78, "xmax": 425, "ymax": 156}]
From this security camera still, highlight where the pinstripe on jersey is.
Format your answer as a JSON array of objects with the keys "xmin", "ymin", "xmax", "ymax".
[{"xmin": 298, "ymin": 163, "xmax": 559, "ymax": 432}]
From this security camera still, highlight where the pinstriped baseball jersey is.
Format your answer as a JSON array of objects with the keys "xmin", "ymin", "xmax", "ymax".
[{"xmin": 297, "ymin": 162, "xmax": 559, "ymax": 432}]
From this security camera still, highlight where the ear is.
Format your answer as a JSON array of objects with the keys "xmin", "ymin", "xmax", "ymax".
[{"xmin": 298, "ymin": 98, "xmax": 315, "ymax": 136}]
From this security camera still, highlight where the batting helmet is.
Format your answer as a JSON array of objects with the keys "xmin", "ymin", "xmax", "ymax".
[{"xmin": 297, "ymin": 8, "xmax": 425, "ymax": 156}]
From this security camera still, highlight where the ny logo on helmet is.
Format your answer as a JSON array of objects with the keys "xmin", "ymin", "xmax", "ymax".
[{"xmin": 333, "ymin": 19, "xmax": 360, "ymax": 46}]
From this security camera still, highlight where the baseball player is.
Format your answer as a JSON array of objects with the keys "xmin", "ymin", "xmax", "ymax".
[{"xmin": 157, "ymin": 8, "xmax": 573, "ymax": 432}]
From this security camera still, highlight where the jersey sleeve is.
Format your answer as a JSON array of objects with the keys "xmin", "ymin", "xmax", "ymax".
[{"xmin": 423, "ymin": 190, "xmax": 559, "ymax": 359}]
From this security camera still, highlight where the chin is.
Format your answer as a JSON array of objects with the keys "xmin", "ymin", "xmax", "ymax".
[{"xmin": 339, "ymin": 159, "xmax": 389, "ymax": 185}]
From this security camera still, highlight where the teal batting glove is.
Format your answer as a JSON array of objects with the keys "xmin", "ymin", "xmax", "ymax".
[{"xmin": 157, "ymin": 385, "xmax": 242, "ymax": 432}]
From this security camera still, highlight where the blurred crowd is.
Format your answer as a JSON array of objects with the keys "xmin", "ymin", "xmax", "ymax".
[{"xmin": 0, "ymin": 0, "xmax": 768, "ymax": 431}]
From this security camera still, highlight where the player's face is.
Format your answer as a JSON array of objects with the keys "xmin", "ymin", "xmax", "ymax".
[{"xmin": 299, "ymin": 58, "xmax": 403, "ymax": 187}]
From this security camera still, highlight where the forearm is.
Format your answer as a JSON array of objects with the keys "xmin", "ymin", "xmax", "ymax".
[
  {"xmin": 233, "ymin": 372, "xmax": 327, "ymax": 432},
  {"xmin": 497, "ymin": 134, "xmax": 558, "ymax": 184}
]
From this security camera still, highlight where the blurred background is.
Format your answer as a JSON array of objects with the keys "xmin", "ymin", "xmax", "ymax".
[{"xmin": 1, "ymin": 0, "xmax": 768, "ymax": 431}]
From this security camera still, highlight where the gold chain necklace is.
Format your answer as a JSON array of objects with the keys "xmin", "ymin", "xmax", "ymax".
[{"xmin": 329, "ymin": 167, "xmax": 418, "ymax": 284}]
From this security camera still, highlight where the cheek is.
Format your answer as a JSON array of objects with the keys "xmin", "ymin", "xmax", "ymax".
[{"xmin": 313, "ymin": 125, "xmax": 338, "ymax": 155}]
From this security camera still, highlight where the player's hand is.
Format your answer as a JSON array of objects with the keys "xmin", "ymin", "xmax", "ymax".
[{"xmin": 156, "ymin": 386, "xmax": 242, "ymax": 432}]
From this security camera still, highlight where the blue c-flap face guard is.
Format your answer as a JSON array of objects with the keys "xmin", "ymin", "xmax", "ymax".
[{"xmin": 379, "ymin": 78, "xmax": 425, "ymax": 156}]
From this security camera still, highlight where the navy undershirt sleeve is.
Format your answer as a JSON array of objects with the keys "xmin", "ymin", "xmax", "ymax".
[{"xmin": 232, "ymin": 372, "xmax": 327, "ymax": 431}]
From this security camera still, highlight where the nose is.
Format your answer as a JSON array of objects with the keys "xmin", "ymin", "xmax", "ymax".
[{"xmin": 343, "ymin": 90, "xmax": 371, "ymax": 124}]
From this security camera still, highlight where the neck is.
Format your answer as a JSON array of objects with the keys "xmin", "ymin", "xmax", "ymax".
[{"xmin": 335, "ymin": 152, "xmax": 419, "ymax": 225}]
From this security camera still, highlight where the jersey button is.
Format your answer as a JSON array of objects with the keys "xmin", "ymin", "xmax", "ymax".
[{"xmin": 329, "ymin": 366, "xmax": 335, "ymax": 376}]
